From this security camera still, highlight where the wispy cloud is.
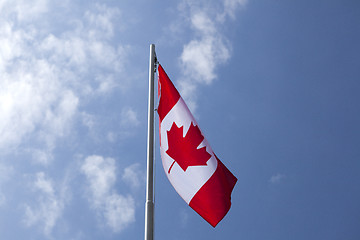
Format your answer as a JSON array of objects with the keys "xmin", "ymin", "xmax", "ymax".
[
  {"xmin": 180, "ymin": 11, "xmax": 229, "ymax": 85},
  {"xmin": 217, "ymin": 0, "xmax": 248, "ymax": 22},
  {"xmin": 0, "ymin": 2, "xmax": 126, "ymax": 157},
  {"xmin": 122, "ymin": 163, "xmax": 144, "ymax": 190},
  {"xmin": 81, "ymin": 155, "xmax": 136, "ymax": 233},
  {"xmin": 23, "ymin": 172, "xmax": 69, "ymax": 236},
  {"xmin": 0, "ymin": 163, "xmax": 13, "ymax": 206},
  {"xmin": 0, "ymin": 0, "xmax": 49, "ymax": 23},
  {"xmin": 120, "ymin": 107, "xmax": 140, "ymax": 127},
  {"xmin": 0, "ymin": 2, "xmax": 138, "ymax": 238},
  {"xmin": 179, "ymin": 208, "xmax": 190, "ymax": 228},
  {"xmin": 269, "ymin": 173, "xmax": 286, "ymax": 184},
  {"xmin": 174, "ymin": 0, "xmax": 247, "ymax": 111}
]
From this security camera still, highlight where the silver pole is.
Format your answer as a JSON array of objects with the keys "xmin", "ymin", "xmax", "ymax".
[{"xmin": 145, "ymin": 44, "xmax": 156, "ymax": 240}]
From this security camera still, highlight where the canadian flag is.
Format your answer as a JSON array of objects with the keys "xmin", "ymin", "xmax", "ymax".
[{"xmin": 157, "ymin": 64, "xmax": 237, "ymax": 227}]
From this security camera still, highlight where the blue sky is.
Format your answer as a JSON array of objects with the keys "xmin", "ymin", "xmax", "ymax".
[{"xmin": 0, "ymin": 0, "xmax": 359, "ymax": 239}]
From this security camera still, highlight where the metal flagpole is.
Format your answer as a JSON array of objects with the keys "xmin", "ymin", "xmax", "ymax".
[{"xmin": 145, "ymin": 44, "xmax": 156, "ymax": 240}]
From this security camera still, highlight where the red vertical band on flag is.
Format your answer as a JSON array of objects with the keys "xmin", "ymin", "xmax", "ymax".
[
  {"xmin": 158, "ymin": 64, "xmax": 180, "ymax": 122},
  {"xmin": 189, "ymin": 155, "xmax": 237, "ymax": 227}
]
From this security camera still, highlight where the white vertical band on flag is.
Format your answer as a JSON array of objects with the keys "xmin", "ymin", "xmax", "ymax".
[{"xmin": 160, "ymin": 97, "xmax": 217, "ymax": 204}]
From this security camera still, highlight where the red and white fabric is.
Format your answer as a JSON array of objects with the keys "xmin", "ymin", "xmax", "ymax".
[{"xmin": 157, "ymin": 64, "xmax": 237, "ymax": 227}]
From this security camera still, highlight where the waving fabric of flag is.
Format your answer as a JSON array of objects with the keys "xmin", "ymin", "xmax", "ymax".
[{"xmin": 157, "ymin": 64, "xmax": 237, "ymax": 227}]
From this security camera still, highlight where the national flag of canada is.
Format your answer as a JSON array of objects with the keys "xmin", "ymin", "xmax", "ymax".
[{"xmin": 157, "ymin": 64, "xmax": 237, "ymax": 227}]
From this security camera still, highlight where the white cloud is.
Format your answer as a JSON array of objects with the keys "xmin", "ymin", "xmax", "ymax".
[
  {"xmin": 0, "ymin": 161, "xmax": 14, "ymax": 182},
  {"xmin": 0, "ymin": 0, "xmax": 143, "ymax": 238},
  {"xmin": 81, "ymin": 155, "xmax": 136, "ymax": 232},
  {"xmin": 180, "ymin": 35, "xmax": 230, "ymax": 85},
  {"xmin": 122, "ymin": 163, "xmax": 144, "ymax": 190},
  {"xmin": 24, "ymin": 172, "xmax": 68, "ymax": 236},
  {"xmin": 175, "ymin": 0, "xmax": 247, "ymax": 111},
  {"xmin": 34, "ymin": 172, "xmax": 55, "ymax": 195},
  {"xmin": 41, "ymin": 90, "xmax": 79, "ymax": 148},
  {"xmin": 81, "ymin": 112, "xmax": 96, "ymax": 130},
  {"xmin": 81, "ymin": 156, "xmax": 116, "ymax": 206},
  {"xmin": 0, "ymin": 2, "xmax": 126, "ymax": 155},
  {"xmin": 80, "ymin": 105, "xmax": 141, "ymax": 144},
  {"xmin": 103, "ymin": 194, "xmax": 135, "ymax": 233},
  {"xmin": 95, "ymin": 74, "xmax": 118, "ymax": 94},
  {"xmin": 0, "ymin": 3, "xmax": 132, "ymax": 236},
  {"xmin": 0, "ymin": 55, "xmax": 79, "ymax": 152},
  {"xmin": 107, "ymin": 132, "xmax": 117, "ymax": 143},
  {"xmin": 31, "ymin": 149, "xmax": 54, "ymax": 165},
  {"xmin": 179, "ymin": 208, "xmax": 189, "ymax": 228},
  {"xmin": 0, "ymin": 0, "xmax": 49, "ymax": 23},
  {"xmin": 120, "ymin": 107, "xmax": 140, "ymax": 127},
  {"xmin": 217, "ymin": 0, "xmax": 247, "ymax": 22},
  {"xmin": 0, "ymin": 163, "xmax": 13, "ymax": 206},
  {"xmin": 269, "ymin": 173, "xmax": 286, "ymax": 184},
  {"xmin": 191, "ymin": 11, "xmax": 216, "ymax": 35},
  {"xmin": 84, "ymin": 3, "xmax": 121, "ymax": 39}
]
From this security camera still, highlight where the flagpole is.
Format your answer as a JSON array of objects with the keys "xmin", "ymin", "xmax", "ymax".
[{"xmin": 145, "ymin": 44, "xmax": 156, "ymax": 240}]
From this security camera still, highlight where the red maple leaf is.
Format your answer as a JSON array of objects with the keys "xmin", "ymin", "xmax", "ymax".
[{"xmin": 166, "ymin": 122, "xmax": 211, "ymax": 173}]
